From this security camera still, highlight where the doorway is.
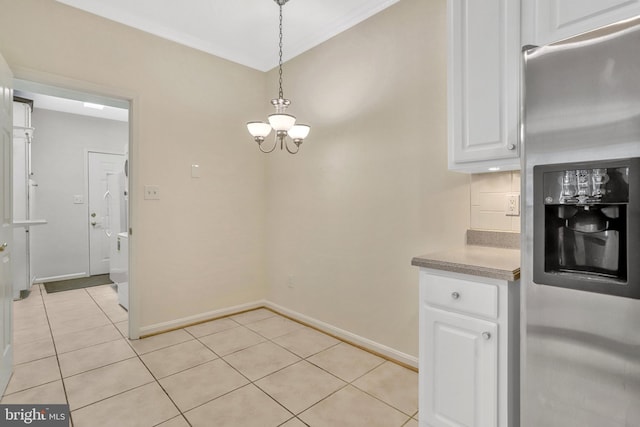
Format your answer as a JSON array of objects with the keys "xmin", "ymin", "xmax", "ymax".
[{"xmin": 11, "ymin": 81, "xmax": 131, "ymax": 332}]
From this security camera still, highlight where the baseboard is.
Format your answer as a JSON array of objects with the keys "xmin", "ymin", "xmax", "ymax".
[
  {"xmin": 136, "ymin": 299, "xmax": 418, "ymax": 369},
  {"xmin": 138, "ymin": 300, "xmax": 267, "ymax": 337},
  {"xmin": 36, "ymin": 272, "xmax": 88, "ymax": 283},
  {"xmin": 264, "ymin": 301, "xmax": 418, "ymax": 369}
]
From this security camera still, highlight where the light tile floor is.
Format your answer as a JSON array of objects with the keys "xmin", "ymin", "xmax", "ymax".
[{"xmin": 2, "ymin": 284, "xmax": 419, "ymax": 427}]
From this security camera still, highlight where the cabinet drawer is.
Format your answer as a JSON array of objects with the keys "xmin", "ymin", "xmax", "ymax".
[{"xmin": 422, "ymin": 274, "xmax": 498, "ymax": 319}]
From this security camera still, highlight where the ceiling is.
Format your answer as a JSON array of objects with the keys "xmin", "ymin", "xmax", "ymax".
[
  {"xmin": 54, "ymin": 0, "xmax": 400, "ymax": 72},
  {"xmin": 15, "ymin": 90, "xmax": 129, "ymax": 122}
]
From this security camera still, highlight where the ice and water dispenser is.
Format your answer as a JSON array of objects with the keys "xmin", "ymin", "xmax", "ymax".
[{"xmin": 533, "ymin": 158, "xmax": 640, "ymax": 298}]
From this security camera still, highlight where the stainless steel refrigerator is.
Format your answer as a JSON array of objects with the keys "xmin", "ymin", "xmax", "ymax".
[{"xmin": 522, "ymin": 16, "xmax": 640, "ymax": 427}]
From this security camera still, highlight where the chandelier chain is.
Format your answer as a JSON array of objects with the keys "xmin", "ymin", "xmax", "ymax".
[
  {"xmin": 246, "ymin": 0, "xmax": 309, "ymax": 155},
  {"xmin": 278, "ymin": 2, "xmax": 284, "ymax": 100}
]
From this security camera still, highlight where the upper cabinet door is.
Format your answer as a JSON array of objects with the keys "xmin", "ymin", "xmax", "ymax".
[
  {"xmin": 448, "ymin": 0, "xmax": 521, "ymax": 173},
  {"xmin": 522, "ymin": 0, "xmax": 640, "ymax": 45}
]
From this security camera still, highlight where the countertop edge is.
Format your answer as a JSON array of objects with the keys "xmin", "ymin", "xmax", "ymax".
[{"xmin": 411, "ymin": 257, "xmax": 520, "ymax": 281}]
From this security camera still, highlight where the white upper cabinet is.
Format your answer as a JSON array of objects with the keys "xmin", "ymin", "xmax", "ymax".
[
  {"xmin": 447, "ymin": 0, "xmax": 521, "ymax": 173},
  {"xmin": 522, "ymin": 0, "xmax": 640, "ymax": 46}
]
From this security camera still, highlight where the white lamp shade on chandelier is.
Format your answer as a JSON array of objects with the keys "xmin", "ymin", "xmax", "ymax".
[
  {"xmin": 247, "ymin": 121, "xmax": 272, "ymax": 139},
  {"xmin": 246, "ymin": 0, "xmax": 310, "ymax": 154},
  {"xmin": 288, "ymin": 124, "xmax": 311, "ymax": 141},
  {"xmin": 268, "ymin": 113, "xmax": 296, "ymax": 131}
]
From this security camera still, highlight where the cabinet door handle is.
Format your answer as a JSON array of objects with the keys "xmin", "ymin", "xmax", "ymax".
[
  {"xmin": 0, "ymin": 242, "xmax": 7, "ymax": 252},
  {"xmin": 451, "ymin": 292, "xmax": 460, "ymax": 300},
  {"xmin": 482, "ymin": 332, "xmax": 491, "ymax": 340},
  {"xmin": 507, "ymin": 143, "xmax": 516, "ymax": 150}
]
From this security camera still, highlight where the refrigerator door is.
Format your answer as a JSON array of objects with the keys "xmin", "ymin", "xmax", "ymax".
[{"xmin": 522, "ymin": 16, "xmax": 640, "ymax": 427}]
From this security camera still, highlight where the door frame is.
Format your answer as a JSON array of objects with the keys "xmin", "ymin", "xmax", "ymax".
[{"xmin": 13, "ymin": 67, "xmax": 139, "ymax": 339}]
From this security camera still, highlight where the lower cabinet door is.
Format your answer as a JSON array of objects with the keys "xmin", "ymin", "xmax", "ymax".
[{"xmin": 421, "ymin": 306, "xmax": 498, "ymax": 427}]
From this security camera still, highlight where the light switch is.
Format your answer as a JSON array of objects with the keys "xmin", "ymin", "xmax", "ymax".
[
  {"xmin": 73, "ymin": 195, "xmax": 84, "ymax": 204},
  {"xmin": 191, "ymin": 164, "xmax": 201, "ymax": 178},
  {"xmin": 144, "ymin": 185, "xmax": 160, "ymax": 200}
]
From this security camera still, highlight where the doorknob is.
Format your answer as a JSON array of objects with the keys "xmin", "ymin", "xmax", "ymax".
[{"xmin": 0, "ymin": 242, "xmax": 7, "ymax": 252}]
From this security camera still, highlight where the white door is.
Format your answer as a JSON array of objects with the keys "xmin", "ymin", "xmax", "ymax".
[
  {"xmin": 88, "ymin": 152, "xmax": 123, "ymax": 275},
  {"xmin": 422, "ymin": 307, "xmax": 498, "ymax": 427},
  {"xmin": 0, "ymin": 52, "xmax": 14, "ymax": 394}
]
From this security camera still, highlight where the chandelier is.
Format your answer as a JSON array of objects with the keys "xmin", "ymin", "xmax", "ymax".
[{"xmin": 247, "ymin": 0, "xmax": 310, "ymax": 154}]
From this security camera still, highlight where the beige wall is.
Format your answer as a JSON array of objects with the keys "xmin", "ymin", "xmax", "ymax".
[
  {"xmin": 264, "ymin": 0, "xmax": 470, "ymax": 357},
  {"xmin": 471, "ymin": 171, "xmax": 521, "ymax": 232},
  {"xmin": 0, "ymin": 0, "xmax": 268, "ymax": 331},
  {"xmin": 1, "ymin": 0, "xmax": 472, "ymax": 357}
]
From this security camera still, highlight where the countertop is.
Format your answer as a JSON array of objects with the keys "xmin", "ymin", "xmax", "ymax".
[{"xmin": 411, "ymin": 232, "xmax": 521, "ymax": 281}]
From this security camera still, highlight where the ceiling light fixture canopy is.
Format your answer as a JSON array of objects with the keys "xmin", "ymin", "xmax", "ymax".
[{"xmin": 246, "ymin": 0, "xmax": 310, "ymax": 154}]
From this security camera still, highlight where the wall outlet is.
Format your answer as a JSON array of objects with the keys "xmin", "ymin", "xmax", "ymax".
[
  {"xmin": 144, "ymin": 185, "xmax": 160, "ymax": 200},
  {"xmin": 505, "ymin": 193, "xmax": 520, "ymax": 216}
]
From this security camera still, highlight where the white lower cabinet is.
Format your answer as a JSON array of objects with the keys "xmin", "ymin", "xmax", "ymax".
[{"xmin": 419, "ymin": 269, "xmax": 519, "ymax": 427}]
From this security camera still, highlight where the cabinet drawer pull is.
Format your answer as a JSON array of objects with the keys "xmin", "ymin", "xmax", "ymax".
[
  {"xmin": 482, "ymin": 332, "xmax": 491, "ymax": 340},
  {"xmin": 451, "ymin": 292, "xmax": 460, "ymax": 300}
]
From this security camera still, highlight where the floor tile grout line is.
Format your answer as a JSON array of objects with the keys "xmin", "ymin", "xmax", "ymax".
[
  {"xmin": 68, "ymin": 379, "xmax": 156, "ymax": 413},
  {"xmin": 59, "ymin": 355, "xmax": 139, "ymax": 381},
  {"xmin": 132, "ymin": 339, "xmax": 192, "ymax": 426},
  {"xmin": 277, "ymin": 416, "xmax": 310, "ymax": 427},
  {"xmin": 38, "ymin": 284, "xmax": 75, "ymax": 426},
  {"xmin": 186, "ymin": 339, "xmax": 321, "ymax": 425},
  {"xmin": 49, "ymin": 287, "xmax": 134, "ymax": 380},
  {"xmin": 188, "ymin": 314, "xmax": 417, "ymax": 419},
  {"xmin": 130, "ymin": 334, "xmax": 206, "ymax": 357},
  {"xmin": 349, "ymin": 380, "xmax": 417, "ymax": 418},
  {"xmin": 46, "ymin": 284, "xmax": 134, "ymax": 425},
  {"xmin": 250, "ymin": 316, "xmax": 418, "ymax": 419},
  {"xmin": 13, "ymin": 290, "xmax": 418, "ymax": 425},
  {"xmin": 342, "ymin": 359, "xmax": 418, "ymax": 418},
  {"xmin": 84, "ymin": 285, "xmax": 125, "ymax": 326},
  {"xmin": 170, "ymin": 382, "xmax": 250, "ymax": 419},
  {"xmin": 186, "ymin": 318, "xmax": 405, "ymax": 422},
  {"xmin": 176, "ymin": 330, "xmax": 305, "ymax": 421},
  {"xmin": 249, "ymin": 384, "xmax": 298, "ymax": 426},
  {"xmin": 86, "ymin": 285, "xmax": 183, "ymax": 425},
  {"xmin": 70, "ymin": 285, "xmax": 183, "ymax": 426},
  {"xmin": 12, "ymin": 285, "xmax": 173, "ymax": 426},
  {"xmin": 54, "ymin": 333, "xmax": 125, "ymax": 357},
  {"xmin": 401, "ymin": 415, "xmax": 417, "ymax": 426},
  {"xmin": 9, "ymin": 344, "xmax": 56, "ymax": 368},
  {"xmin": 151, "ymin": 414, "xmax": 191, "ymax": 427},
  {"xmin": 143, "ymin": 354, "xmax": 221, "ymax": 382}
]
